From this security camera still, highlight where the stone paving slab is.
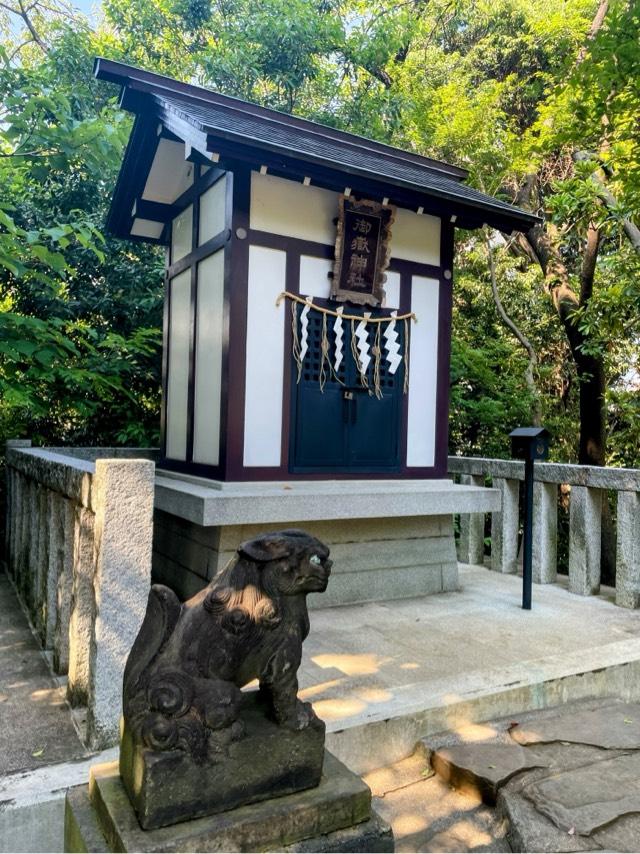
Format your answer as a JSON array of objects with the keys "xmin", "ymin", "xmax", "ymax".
[
  {"xmin": 510, "ymin": 701, "xmax": 640, "ymax": 749},
  {"xmin": 498, "ymin": 748, "xmax": 640, "ymax": 853},
  {"xmin": 425, "ymin": 699, "xmax": 640, "ymax": 852},
  {"xmin": 525, "ymin": 751, "xmax": 640, "ymax": 835},
  {"xmin": 432, "ymin": 742, "xmax": 549, "ymax": 803},
  {"xmin": 364, "ymin": 751, "xmax": 510, "ymax": 853},
  {"xmin": 0, "ymin": 571, "xmax": 87, "ymax": 775}
]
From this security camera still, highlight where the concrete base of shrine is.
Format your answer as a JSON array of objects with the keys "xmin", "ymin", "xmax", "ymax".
[
  {"xmin": 64, "ymin": 753, "xmax": 393, "ymax": 853},
  {"xmin": 151, "ymin": 475, "xmax": 500, "ymax": 606}
]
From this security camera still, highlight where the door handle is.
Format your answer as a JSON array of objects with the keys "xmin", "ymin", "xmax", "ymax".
[{"xmin": 351, "ymin": 394, "xmax": 357, "ymax": 425}]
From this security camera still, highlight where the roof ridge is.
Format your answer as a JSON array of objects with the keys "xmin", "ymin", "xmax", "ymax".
[
  {"xmin": 159, "ymin": 90, "xmax": 465, "ymax": 184},
  {"xmin": 94, "ymin": 57, "xmax": 468, "ymax": 182}
]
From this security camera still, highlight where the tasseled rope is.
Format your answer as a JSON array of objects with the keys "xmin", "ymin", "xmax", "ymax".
[
  {"xmin": 281, "ymin": 293, "xmax": 415, "ymax": 394},
  {"xmin": 403, "ymin": 317, "xmax": 410, "ymax": 395},
  {"xmin": 277, "ymin": 291, "xmax": 417, "ymax": 323},
  {"xmin": 372, "ymin": 323, "xmax": 383, "ymax": 399},
  {"xmin": 319, "ymin": 312, "xmax": 330, "ymax": 392}
]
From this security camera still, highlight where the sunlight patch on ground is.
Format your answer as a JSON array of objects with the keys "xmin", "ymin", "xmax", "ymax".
[
  {"xmin": 445, "ymin": 818, "xmax": 493, "ymax": 847},
  {"xmin": 312, "ymin": 696, "xmax": 367, "ymax": 720},
  {"xmin": 299, "ymin": 677, "xmax": 344, "ymax": 700},
  {"xmin": 311, "ymin": 652, "xmax": 392, "ymax": 676},
  {"xmin": 453, "ymin": 722, "xmax": 500, "ymax": 743},
  {"xmin": 356, "ymin": 687, "xmax": 393, "ymax": 703},
  {"xmin": 394, "ymin": 811, "xmax": 430, "ymax": 835}
]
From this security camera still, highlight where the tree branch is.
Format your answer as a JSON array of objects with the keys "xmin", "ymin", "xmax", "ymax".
[
  {"xmin": 16, "ymin": 0, "xmax": 49, "ymax": 53},
  {"xmin": 580, "ymin": 222, "xmax": 601, "ymax": 305},
  {"xmin": 573, "ymin": 151, "xmax": 640, "ymax": 255},
  {"xmin": 486, "ymin": 231, "xmax": 541, "ymax": 424},
  {"xmin": 576, "ymin": 0, "xmax": 609, "ymax": 64}
]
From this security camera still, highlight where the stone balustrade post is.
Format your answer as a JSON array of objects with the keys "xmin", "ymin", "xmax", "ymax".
[
  {"xmin": 34, "ymin": 487, "xmax": 50, "ymax": 645},
  {"xmin": 49, "ymin": 493, "xmax": 75, "ymax": 671},
  {"xmin": 491, "ymin": 478, "xmax": 519, "ymax": 574},
  {"xmin": 16, "ymin": 475, "xmax": 28, "ymax": 596},
  {"xmin": 457, "ymin": 474, "xmax": 486, "ymax": 566},
  {"xmin": 67, "ymin": 507, "xmax": 96, "ymax": 707},
  {"xmin": 86, "ymin": 458, "xmax": 155, "ymax": 749},
  {"xmin": 25, "ymin": 479, "xmax": 39, "ymax": 611},
  {"xmin": 568, "ymin": 486, "xmax": 602, "ymax": 595},
  {"xmin": 7, "ymin": 468, "xmax": 19, "ymax": 579},
  {"xmin": 532, "ymin": 481, "xmax": 558, "ymax": 584},
  {"xmin": 615, "ymin": 491, "xmax": 640, "ymax": 609},
  {"xmin": 4, "ymin": 440, "xmax": 31, "ymax": 571}
]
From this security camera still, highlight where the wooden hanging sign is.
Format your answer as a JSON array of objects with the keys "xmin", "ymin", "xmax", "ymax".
[{"xmin": 331, "ymin": 196, "xmax": 396, "ymax": 307}]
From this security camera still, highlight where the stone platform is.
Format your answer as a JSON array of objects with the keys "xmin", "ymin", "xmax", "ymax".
[
  {"xmin": 64, "ymin": 752, "xmax": 393, "ymax": 852},
  {"xmin": 152, "ymin": 474, "xmax": 499, "ymax": 604},
  {"xmin": 300, "ymin": 565, "xmax": 640, "ymax": 773}
]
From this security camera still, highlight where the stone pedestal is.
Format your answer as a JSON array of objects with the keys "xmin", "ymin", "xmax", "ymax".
[
  {"xmin": 64, "ymin": 752, "xmax": 393, "ymax": 853},
  {"xmin": 120, "ymin": 692, "xmax": 326, "ymax": 830}
]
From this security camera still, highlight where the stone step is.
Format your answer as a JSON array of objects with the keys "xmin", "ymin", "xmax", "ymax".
[
  {"xmin": 430, "ymin": 742, "xmax": 549, "ymax": 804},
  {"xmin": 421, "ymin": 699, "xmax": 640, "ymax": 853},
  {"xmin": 363, "ymin": 750, "xmax": 510, "ymax": 853}
]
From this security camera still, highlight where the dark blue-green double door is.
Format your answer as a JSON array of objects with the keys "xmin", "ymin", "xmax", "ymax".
[{"xmin": 290, "ymin": 308, "xmax": 404, "ymax": 473}]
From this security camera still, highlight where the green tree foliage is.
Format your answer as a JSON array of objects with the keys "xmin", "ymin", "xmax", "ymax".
[
  {"xmin": 0, "ymin": 0, "xmax": 638, "ymax": 468},
  {"xmin": 0, "ymin": 23, "xmax": 164, "ymax": 447}
]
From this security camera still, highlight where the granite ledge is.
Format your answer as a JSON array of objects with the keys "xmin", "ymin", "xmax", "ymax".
[{"xmin": 154, "ymin": 474, "xmax": 501, "ymax": 527}]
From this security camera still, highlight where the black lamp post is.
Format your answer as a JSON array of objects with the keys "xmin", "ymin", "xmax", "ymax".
[{"xmin": 509, "ymin": 427, "xmax": 551, "ymax": 610}]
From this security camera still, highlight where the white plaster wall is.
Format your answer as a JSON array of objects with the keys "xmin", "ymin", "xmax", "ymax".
[
  {"xmin": 199, "ymin": 175, "xmax": 227, "ymax": 244},
  {"xmin": 383, "ymin": 270, "xmax": 401, "ymax": 310},
  {"xmin": 130, "ymin": 218, "xmax": 163, "ymax": 239},
  {"xmin": 171, "ymin": 204, "xmax": 193, "ymax": 262},
  {"xmin": 143, "ymin": 138, "xmax": 194, "ymax": 204},
  {"xmin": 299, "ymin": 257, "xmax": 400, "ymax": 308},
  {"xmin": 406, "ymin": 276, "xmax": 440, "ymax": 467},
  {"xmin": 244, "ymin": 246, "xmax": 286, "ymax": 466},
  {"xmin": 392, "ymin": 208, "xmax": 440, "ymax": 266},
  {"xmin": 193, "ymin": 250, "xmax": 225, "ymax": 465},
  {"xmin": 299, "ymin": 255, "xmax": 332, "ymax": 299},
  {"xmin": 250, "ymin": 172, "xmax": 441, "ymax": 267},
  {"xmin": 250, "ymin": 173, "xmax": 336, "ymax": 244},
  {"xmin": 165, "ymin": 269, "xmax": 191, "ymax": 460}
]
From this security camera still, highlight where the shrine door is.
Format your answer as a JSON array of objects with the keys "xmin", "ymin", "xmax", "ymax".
[{"xmin": 290, "ymin": 307, "xmax": 405, "ymax": 473}]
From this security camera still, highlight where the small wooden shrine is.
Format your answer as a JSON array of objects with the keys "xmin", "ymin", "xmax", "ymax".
[{"xmin": 95, "ymin": 58, "xmax": 537, "ymax": 484}]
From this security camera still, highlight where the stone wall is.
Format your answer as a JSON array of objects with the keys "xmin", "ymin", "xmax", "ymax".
[
  {"xmin": 4, "ymin": 442, "xmax": 155, "ymax": 748},
  {"xmin": 152, "ymin": 510, "xmax": 459, "ymax": 607}
]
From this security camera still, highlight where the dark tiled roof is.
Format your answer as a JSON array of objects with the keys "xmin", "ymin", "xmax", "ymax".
[{"xmin": 94, "ymin": 57, "xmax": 540, "ymax": 234}]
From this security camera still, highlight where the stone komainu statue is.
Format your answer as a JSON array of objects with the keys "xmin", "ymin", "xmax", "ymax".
[{"xmin": 122, "ymin": 529, "xmax": 332, "ymax": 763}]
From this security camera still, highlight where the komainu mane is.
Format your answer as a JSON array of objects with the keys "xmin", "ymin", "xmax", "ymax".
[{"xmin": 122, "ymin": 529, "xmax": 332, "ymax": 762}]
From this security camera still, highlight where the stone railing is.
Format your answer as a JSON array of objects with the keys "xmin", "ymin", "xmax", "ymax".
[
  {"xmin": 448, "ymin": 456, "xmax": 640, "ymax": 608},
  {"xmin": 3, "ymin": 441, "xmax": 156, "ymax": 748}
]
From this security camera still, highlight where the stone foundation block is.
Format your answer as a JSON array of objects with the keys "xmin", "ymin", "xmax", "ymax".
[
  {"xmin": 65, "ymin": 751, "xmax": 392, "ymax": 853},
  {"xmin": 120, "ymin": 692, "xmax": 326, "ymax": 830},
  {"xmin": 152, "ymin": 511, "xmax": 459, "ymax": 608}
]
